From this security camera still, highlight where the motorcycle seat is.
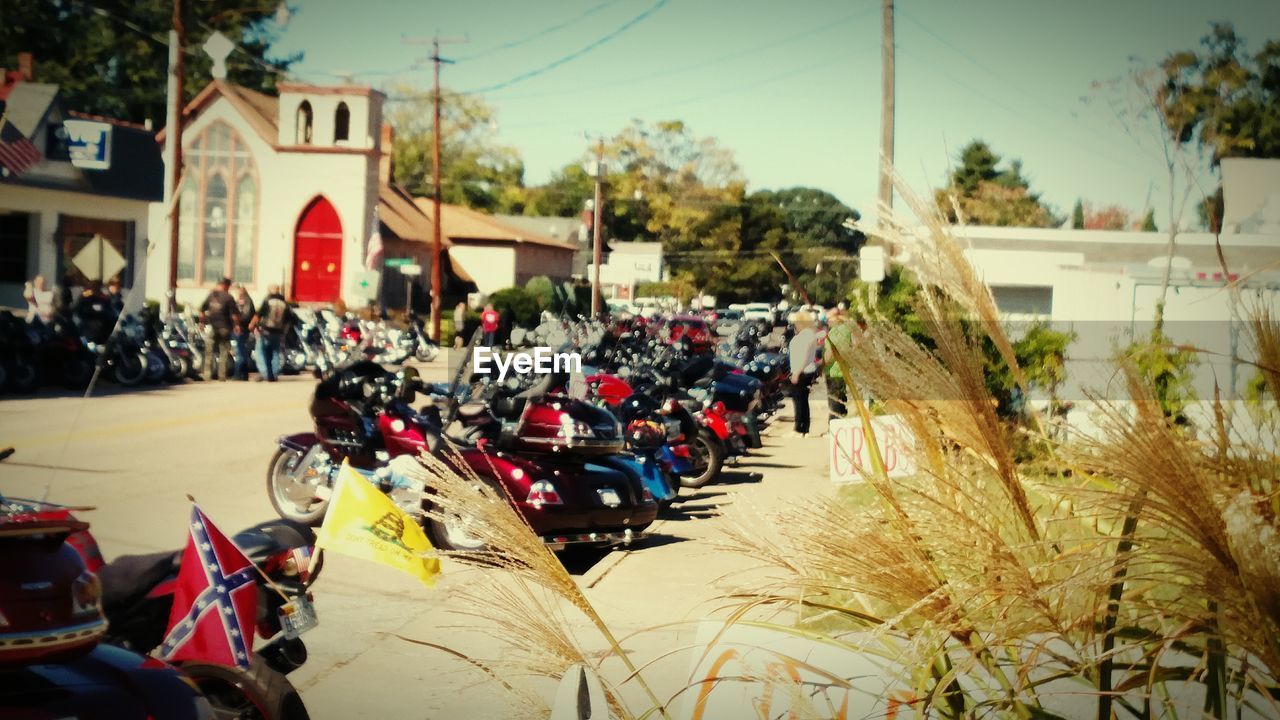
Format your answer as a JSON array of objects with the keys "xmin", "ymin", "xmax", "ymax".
[{"xmin": 98, "ymin": 550, "xmax": 180, "ymax": 613}]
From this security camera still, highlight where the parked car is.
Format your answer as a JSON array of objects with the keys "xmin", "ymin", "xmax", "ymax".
[
  {"xmin": 743, "ymin": 302, "xmax": 776, "ymax": 325},
  {"xmin": 714, "ymin": 309, "xmax": 744, "ymax": 337}
]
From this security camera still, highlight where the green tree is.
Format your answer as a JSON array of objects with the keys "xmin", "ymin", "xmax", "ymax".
[
  {"xmin": 936, "ymin": 140, "xmax": 1061, "ymax": 227},
  {"xmin": 387, "ymin": 87, "xmax": 525, "ymax": 212},
  {"xmin": 0, "ymin": 0, "xmax": 297, "ymax": 126},
  {"xmin": 1140, "ymin": 208, "xmax": 1158, "ymax": 231},
  {"xmin": 1159, "ymin": 24, "xmax": 1280, "ymax": 231},
  {"xmin": 1071, "ymin": 199, "xmax": 1085, "ymax": 229}
]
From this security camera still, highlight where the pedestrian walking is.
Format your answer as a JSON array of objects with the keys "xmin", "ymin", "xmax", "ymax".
[
  {"xmin": 199, "ymin": 277, "xmax": 237, "ymax": 381},
  {"xmin": 231, "ymin": 284, "xmax": 256, "ymax": 380},
  {"xmin": 250, "ymin": 284, "xmax": 293, "ymax": 382},
  {"xmin": 786, "ymin": 311, "xmax": 820, "ymax": 437},
  {"xmin": 22, "ymin": 274, "xmax": 56, "ymax": 326},
  {"xmin": 480, "ymin": 303, "xmax": 499, "ymax": 346}
]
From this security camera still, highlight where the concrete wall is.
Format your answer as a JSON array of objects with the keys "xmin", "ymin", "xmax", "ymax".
[
  {"xmin": 0, "ymin": 185, "xmax": 150, "ymax": 307},
  {"xmin": 147, "ymin": 93, "xmax": 380, "ymax": 309}
]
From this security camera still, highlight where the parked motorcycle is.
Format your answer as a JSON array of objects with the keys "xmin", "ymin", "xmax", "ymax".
[{"xmin": 268, "ymin": 361, "xmax": 657, "ymax": 553}]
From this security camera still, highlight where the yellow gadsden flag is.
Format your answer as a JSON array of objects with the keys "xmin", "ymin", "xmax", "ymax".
[{"xmin": 314, "ymin": 462, "xmax": 441, "ymax": 587}]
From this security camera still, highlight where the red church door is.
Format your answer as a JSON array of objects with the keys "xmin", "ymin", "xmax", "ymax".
[{"xmin": 293, "ymin": 196, "xmax": 343, "ymax": 303}]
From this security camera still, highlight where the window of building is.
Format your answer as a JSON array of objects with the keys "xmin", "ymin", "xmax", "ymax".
[
  {"xmin": 0, "ymin": 212, "xmax": 31, "ymax": 283},
  {"xmin": 176, "ymin": 122, "xmax": 258, "ymax": 285},
  {"xmin": 991, "ymin": 285, "xmax": 1053, "ymax": 320},
  {"xmin": 334, "ymin": 102, "xmax": 350, "ymax": 143},
  {"xmin": 296, "ymin": 100, "xmax": 313, "ymax": 144}
]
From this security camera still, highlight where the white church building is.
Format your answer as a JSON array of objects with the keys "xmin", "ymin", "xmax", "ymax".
[{"xmin": 147, "ymin": 76, "xmax": 433, "ymax": 309}]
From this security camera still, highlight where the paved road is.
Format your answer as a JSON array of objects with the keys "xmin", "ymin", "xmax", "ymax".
[{"xmin": 0, "ymin": 366, "xmax": 833, "ymax": 718}]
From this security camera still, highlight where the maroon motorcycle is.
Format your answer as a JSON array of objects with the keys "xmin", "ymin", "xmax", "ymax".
[{"xmin": 267, "ymin": 362, "xmax": 657, "ymax": 552}]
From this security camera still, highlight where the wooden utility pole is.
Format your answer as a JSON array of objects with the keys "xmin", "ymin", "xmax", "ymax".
[
  {"xmin": 165, "ymin": 0, "xmax": 185, "ymax": 306},
  {"xmin": 878, "ymin": 0, "xmax": 895, "ymax": 222},
  {"xmin": 428, "ymin": 36, "xmax": 454, "ymax": 342},
  {"xmin": 591, "ymin": 139, "xmax": 605, "ymax": 318}
]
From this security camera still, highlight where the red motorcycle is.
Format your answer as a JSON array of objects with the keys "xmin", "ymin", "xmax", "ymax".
[
  {"xmin": 0, "ymin": 496, "xmax": 314, "ymax": 719},
  {"xmin": 268, "ymin": 362, "xmax": 657, "ymax": 552}
]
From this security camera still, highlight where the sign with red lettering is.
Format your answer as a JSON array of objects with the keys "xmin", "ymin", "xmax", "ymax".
[{"xmin": 828, "ymin": 415, "xmax": 916, "ymax": 483}]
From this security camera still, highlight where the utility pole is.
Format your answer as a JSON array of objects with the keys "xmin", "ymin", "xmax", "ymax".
[
  {"xmin": 165, "ymin": 0, "xmax": 185, "ymax": 310},
  {"xmin": 429, "ymin": 36, "xmax": 452, "ymax": 343},
  {"xmin": 877, "ymin": 0, "xmax": 895, "ymax": 224},
  {"xmin": 591, "ymin": 139, "xmax": 605, "ymax": 318}
]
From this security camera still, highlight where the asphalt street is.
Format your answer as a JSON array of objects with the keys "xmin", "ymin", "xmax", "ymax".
[{"xmin": 0, "ymin": 364, "xmax": 834, "ymax": 718}]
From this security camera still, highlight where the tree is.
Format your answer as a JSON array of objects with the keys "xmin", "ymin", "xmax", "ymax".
[
  {"xmin": 936, "ymin": 140, "xmax": 1061, "ymax": 227},
  {"xmin": 1140, "ymin": 209, "xmax": 1158, "ymax": 231},
  {"xmin": 1083, "ymin": 203, "xmax": 1132, "ymax": 230},
  {"xmin": 387, "ymin": 87, "xmax": 525, "ymax": 212},
  {"xmin": 0, "ymin": 0, "xmax": 297, "ymax": 126},
  {"xmin": 1159, "ymin": 24, "xmax": 1280, "ymax": 231},
  {"xmin": 1071, "ymin": 199, "xmax": 1085, "ymax": 229}
]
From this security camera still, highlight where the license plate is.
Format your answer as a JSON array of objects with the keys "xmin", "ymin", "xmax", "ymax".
[
  {"xmin": 278, "ymin": 595, "xmax": 318, "ymax": 639},
  {"xmin": 597, "ymin": 488, "xmax": 621, "ymax": 508}
]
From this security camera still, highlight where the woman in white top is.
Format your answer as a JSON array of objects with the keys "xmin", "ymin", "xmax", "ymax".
[
  {"xmin": 787, "ymin": 311, "xmax": 820, "ymax": 436},
  {"xmin": 23, "ymin": 275, "xmax": 57, "ymax": 325}
]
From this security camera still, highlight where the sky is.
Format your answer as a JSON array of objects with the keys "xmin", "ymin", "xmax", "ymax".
[{"xmin": 270, "ymin": 0, "xmax": 1279, "ymax": 227}]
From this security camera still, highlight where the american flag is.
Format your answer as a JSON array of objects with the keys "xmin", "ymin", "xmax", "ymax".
[
  {"xmin": 158, "ymin": 507, "xmax": 258, "ymax": 669},
  {"xmin": 365, "ymin": 206, "xmax": 384, "ymax": 271},
  {"xmin": 0, "ymin": 103, "xmax": 41, "ymax": 177}
]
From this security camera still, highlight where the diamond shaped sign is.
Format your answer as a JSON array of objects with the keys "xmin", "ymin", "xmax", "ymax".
[{"xmin": 72, "ymin": 234, "xmax": 127, "ymax": 282}]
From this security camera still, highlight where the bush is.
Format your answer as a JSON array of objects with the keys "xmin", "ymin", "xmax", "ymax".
[{"xmin": 488, "ymin": 287, "xmax": 540, "ymax": 326}]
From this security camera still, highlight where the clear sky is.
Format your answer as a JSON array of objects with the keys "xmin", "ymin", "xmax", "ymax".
[{"xmin": 271, "ymin": 0, "xmax": 1279, "ymax": 226}]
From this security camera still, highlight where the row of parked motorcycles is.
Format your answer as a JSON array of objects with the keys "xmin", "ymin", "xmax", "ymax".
[
  {"xmin": 0, "ymin": 303, "xmax": 439, "ymax": 394},
  {"xmin": 265, "ymin": 316, "xmax": 792, "ymax": 555}
]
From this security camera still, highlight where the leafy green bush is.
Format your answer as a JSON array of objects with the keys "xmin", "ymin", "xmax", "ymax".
[{"xmin": 488, "ymin": 287, "xmax": 540, "ymax": 326}]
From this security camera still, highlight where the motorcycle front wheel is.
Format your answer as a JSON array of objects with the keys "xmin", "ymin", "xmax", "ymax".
[
  {"xmin": 267, "ymin": 447, "xmax": 330, "ymax": 525},
  {"xmin": 168, "ymin": 353, "xmax": 192, "ymax": 382},
  {"xmin": 112, "ymin": 351, "xmax": 147, "ymax": 387},
  {"xmin": 180, "ymin": 655, "xmax": 310, "ymax": 720},
  {"xmin": 679, "ymin": 428, "xmax": 725, "ymax": 489}
]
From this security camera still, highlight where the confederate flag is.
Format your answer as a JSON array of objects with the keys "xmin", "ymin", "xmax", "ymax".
[{"xmin": 158, "ymin": 507, "xmax": 258, "ymax": 669}]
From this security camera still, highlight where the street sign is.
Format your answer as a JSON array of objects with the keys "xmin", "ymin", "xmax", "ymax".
[
  {"xmin": 351, "ymin": 269, "xmax": 380, "ymax": 300},
  {"xmin": 398, "ymin": 264, "xmax": 422, "ymax": 277},
  {"xmin": 64, "ymin": 119, "xmax": 112, "ymax": 170},
  {"xmin": 859, "ymin": 245, "xmax": 886, "ymax": 283},
  {"xmin": 71, "ymin": 234, "xmax": 126, "ymax": 281},
  {"xmin": 384, "ymin": 258, "xmax": 414, "ymax": 268}
]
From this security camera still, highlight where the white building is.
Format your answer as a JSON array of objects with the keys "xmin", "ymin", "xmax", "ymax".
[
  {"xmin": 415, "ymin": 201, "xmax": 576, "ymax": 295},
  {"xmin": 0, "ymin": 68, "xmax": 163, "ymax": 309},
  {"xmin": 147, "ymin": 79, "xmax": 434, "ymax": 309},
  {"xmin": 587, "ymin": 241, "xmax": 664, "ymax": 300}
]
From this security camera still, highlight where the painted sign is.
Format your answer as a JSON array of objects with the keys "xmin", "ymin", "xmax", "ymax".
[
  {"xmin": 64, "ymin": 119, "xmax": 113, "ymax": 170},
  {"xmin": 828, "ymin": 415, "xmax": 916, "ymax": 483}
]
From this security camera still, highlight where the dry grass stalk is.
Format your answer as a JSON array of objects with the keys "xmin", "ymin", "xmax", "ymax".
[{"xmin": 404, "ymin": 447, "xmax": 672, "ymax": 719}]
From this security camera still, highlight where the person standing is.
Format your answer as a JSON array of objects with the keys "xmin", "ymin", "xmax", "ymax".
[
  {"xmin": 453, "ymin": 301, "xmax": 467, "ymax": 349},
  {"xmin": 22, "ymin": 275, "xmax": 56, "ymax": 326},
  {"xmin": 250, "ymin": 284, "xmax": 293, "ymax": 382},
  {"xmin": 199, "ymin": 278, "xmax": 237, "ymax": 381},
  {"xmin": 786, "ymin": 311, "xmax": 820, "ymax": 437},
  {"xmin": 231, "ymin": 284, "xmax": 256, "ymax": 380},
  {"xmin": 480, "ymin": 303, "xmax": 499, "ymax": 346}
]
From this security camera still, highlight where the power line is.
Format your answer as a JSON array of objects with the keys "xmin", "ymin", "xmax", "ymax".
[
  {"xmin": 464, "ymin": 0, "xmax": 671, "ymax": 95},
  {"xmin": 493, "ymin": 3, "xmax": 878, "ymax": 102},
  {"xmin": 455, "ymin": 0, "xmax": 625, "ymax": 62}
]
